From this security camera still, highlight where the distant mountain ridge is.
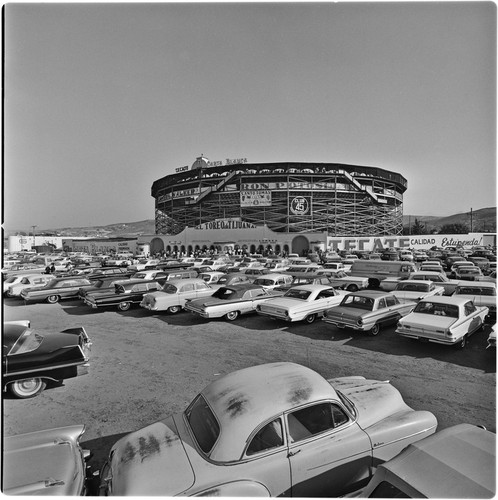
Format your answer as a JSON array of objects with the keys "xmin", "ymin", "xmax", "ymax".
[{"xmin": 6, "ymin": 207, "xmax": 496, "ymax": 237}]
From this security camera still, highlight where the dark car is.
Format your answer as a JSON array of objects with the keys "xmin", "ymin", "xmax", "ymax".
[
  {"xmin": 82, "ymin": 279, "xmax": 165, "ymax": 311},
  {"xmin": 86, "ymin": 267, "xmax": 134, "ymax": 279},
  {"xmin": 77, "ymin": 276, "xmax": 134, "ymax": 300},
  {"xmin": 3, "ymin": 320, "xmax": 92, "ymax": 398},
  {"xmin": 20, "ymin": 276, "xmax": 96, "ymax": 303}
]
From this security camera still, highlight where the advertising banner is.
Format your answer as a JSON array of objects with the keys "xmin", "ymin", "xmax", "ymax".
[
  {"xmin": 240, "ymin": 190, "xmax": 272, "ymax": 207},
  {"xmin": 289, "ymin": 196, "xmax": 311, "ymax": 216}
]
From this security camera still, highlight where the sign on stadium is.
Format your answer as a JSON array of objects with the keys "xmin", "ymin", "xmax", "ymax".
[{"xmin": 240, "ymin": 190, "xmax": 272, "ymax": 207}]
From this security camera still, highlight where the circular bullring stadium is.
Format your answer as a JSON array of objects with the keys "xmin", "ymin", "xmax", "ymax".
[{"xmin": 152, "ymin": 156, "xmax": 407, "ymax": 238}]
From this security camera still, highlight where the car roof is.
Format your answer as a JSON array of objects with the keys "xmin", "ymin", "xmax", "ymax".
[
  {"xmin": 253, "ymin": 273, "xmax": 290, "ymax": 279},
  {"xmin": 418, "ymin": 296, "xmax": 470, "ymax": 306},
  {"xmin": 373, "ymin": 424, "xmax": 495, "ymax": 498},
  {"xmin": 200, "ymin": 362, "xmax": 337, "ymax": 462},
  {"xmin": 164, "ymin": 278, "xmax": 206, "ymax": 285},
  {"xmin": 288, "ymin": 284, "xmax": 334, "ymax": 291},
  {"xmin": 348, "ymin": 290, "xmax": 392, "ymax": 298},
  {"xmin": 456, "ymin": 281, "xmax": 496, "ymax": 288}
]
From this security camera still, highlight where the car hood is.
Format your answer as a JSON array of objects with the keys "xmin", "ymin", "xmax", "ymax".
[
  {"xmin": 107, "ymin": 416, "xmax": 195, "ymax": 496},
  {"xmin": 328, "ymin": 377, "xmax": 413, "ymax": 429},
  {"xmin": 4, "ymin": 425, "xmax": 87, "ymax": 495}
]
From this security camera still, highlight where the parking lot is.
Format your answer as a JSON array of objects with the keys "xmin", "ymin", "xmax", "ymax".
[{"xmin": 3, "ymin": 296, "xmax": 496, "ymax": 475}]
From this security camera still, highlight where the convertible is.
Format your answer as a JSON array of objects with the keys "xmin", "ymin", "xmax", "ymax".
[
  {"xmin": 3, "ymin": 320, "xmax": 92, "ymax": 398},
  {"xmin": 99, "ymin": 362, "xmax": 437, "ymax": 497}
]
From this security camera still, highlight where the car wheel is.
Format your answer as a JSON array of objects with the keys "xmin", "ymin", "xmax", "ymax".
[
  {"xmin": 458, "ymin": 335, "xmax": 467, "ymax": 349},
  {"xmin": 46, "ymin": 295, "xmax": 60, "ymax": 304},
  {"xmin": 347, "ymin": 284, "xmax": 359, "ymax": 292},
  {"xmin": 118, "ymin": 302, "xmax": 131, "ymax": 311},
  {"xmin": 304, "ymin": 313, "xmax": 316, "ymax": 324},
  {"xmin": 168, "ymin": 305, "xmax": 181, "ymax": 314},
  {"xmin": 369, "ymin": 323, "xmax": 381, "ymax": 336},
  {"xmin": 9, "ymin": 378, "xmax": 46, "ymax": 399},
  {"xmin": 4, "ymin": 290, "xmax": 13, "ymax": 298},
  {"xmin": 225, "ymin": 310, "xmax": 239, "ymax": 321}
]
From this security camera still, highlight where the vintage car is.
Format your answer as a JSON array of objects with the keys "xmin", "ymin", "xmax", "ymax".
[
  {"xmin": 105, "ymin": 255, "xmax": 134, "ymax": 267},
  {"xmin": 2, "ymin": 263, "xmax": 47, "ymax": 279},
  {"xmin": 455, "ymin": 266, "xmax": 484, "ymax": 281},
  {"xmin": 252, "ymin": 273, "xmax": 294, "ymax": 290},
  {"xmin": 273, "ymin": 272, "xmax": 337, "ymax": 293},
  {"xmin": 4, "ymin": 274, "xmax": 54, "ymax": 298},
  {"xmin": 86, "ymin": 267, "xmax": 133, "ymax": 279},
  {"xmin": 20, "ymin": 276, "xmax": 96, "ymax": 303},
  {"xmin": 3, "ymin": 320, "xmax": 92, "ymax": 398},
  {"xmin": 449, "ymin": 261, "xmax": 476, "ymax": 278},
  {"xmin": 325, "ymin": 271, "xmax": 370, "ymax": 292},
  {"xmin": 452, "ymin": 281, "xmax": 496, "ymax": 317},
  {"xmin": 405, "ymin": 271, "xmax": 459, "ymax": 296},
  {"xmin": 83, "ymin": 278, "xmax": 165, "ymax": 311},
  {"xmin": 395, "ymin": 296, "xmax": 489, "ymax": 348},
  {"xmin": 77, "ymin": 276, "xmax": 134, "ymax": 299},
  {"xmin": 487, "ymin": 324, "xmax": 496, "ymax": 349},
  {"xmin": 99, "ymin": 362, "xmax": 437, "ymax": 497},
  {"xmin": 3, "ymin": 424, "xmax": 92, "ymax": 495},
  {"xmin": 140, "ymin": 278, "xmax": 214, "ymax": 313},
  {"xmin": 256, "ymin": 284, "xmax": 349, "ymax": 324},
  {"xmin": 356, "ymin": 424, "xmax": 495, "ymax": 498},
  {"xmin": 185, "ymin": 283, "xmax": 284, "ymax": 321},
  {"xmin": 199, "ymin": 271, "xmax": 226, "ymax": 284},
  {"xmin": 214, "ymin": 273, "xmax": 253, "ymax": 288},
  {"xmin": 322, "ymin": 290, "xmax": 416, "ymax": 336},
  {"xmin": 390, "ymin": 280, "xmax": 444, "ymax": 303},
  {"xmin": 127, "ymin": 258, "xmax": 161, "ymax": 272}
]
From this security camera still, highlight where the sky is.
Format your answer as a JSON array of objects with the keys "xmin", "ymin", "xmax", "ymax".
[{"xmin": 3, "ymin": 1, "xmax": 496, "ymax": 231}]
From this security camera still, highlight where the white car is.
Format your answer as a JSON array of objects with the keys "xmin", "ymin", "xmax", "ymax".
[
  {"xmin": 390, "ymin": 280, "xmax": 444, "ymax": 303},
  {"xmin": 256, "ymin": 284, "xmax": 349, "ymax": 324},
  {"xmin": 452, "ymin": 281, "xmax": 496, "ymax": 317},
  {"xmin": 4, "ymin": 274, "xmax": 54, "ymax": 297},
  {"xmin": 140, "ymin": 278, "xmax": 214, "ymax": 314},
  {"xmin": 127, "ymin": 259, "xmax": 161, "ymax": 272},
  {"xmin": 198, "ymin": 271, "xmax": 226, "ymax": 285},
  {"xmin": 252, "ymin": 273, "xmax": 294, "ymax": 290},
  {"xmin": 396, "ymin": 296, "xmax": 489, "ymax": 348},
  {"xmin": 487, "ymin": 324, "xmax": 496, "ymax": 349}
]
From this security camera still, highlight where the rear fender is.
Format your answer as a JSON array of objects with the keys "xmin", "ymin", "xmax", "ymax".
[{"xmin": 368, "ymin": 410, "xmax": 437, "ymax": 463}]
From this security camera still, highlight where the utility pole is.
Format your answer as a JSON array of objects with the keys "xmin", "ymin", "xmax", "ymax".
[
  {"xmin": 31, "ymin": 225, "xmax": 37, "ymax": 248},
  {"xmin": 469, "ymin": 208, "xmax": 473, "ymax": 232}
]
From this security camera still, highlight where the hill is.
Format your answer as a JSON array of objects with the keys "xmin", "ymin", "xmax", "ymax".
[{"xmin": 6, "ymin": 207, "xmax": 496, "ymax": 238}]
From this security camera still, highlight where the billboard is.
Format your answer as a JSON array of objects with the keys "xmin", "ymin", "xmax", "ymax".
[{"xmin": 240, "ymin": 190, "xmax": 272, "ymax": 207}]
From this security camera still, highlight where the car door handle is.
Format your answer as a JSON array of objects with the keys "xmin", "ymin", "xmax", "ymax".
[{"xmin": 288, "ymin": 449, "xmax": 301, "ymax": 457}]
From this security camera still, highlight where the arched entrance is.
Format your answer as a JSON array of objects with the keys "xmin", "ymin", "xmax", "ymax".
[
  {"xmin": 292, "ymin": 235, "xmax": 309, "ymax": 256},
  {"xmin": 150, "ymin": 237, "xmax": 165, "ymax": 255}
]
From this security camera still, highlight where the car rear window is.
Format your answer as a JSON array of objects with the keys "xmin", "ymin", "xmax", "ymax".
[
  {"xmin": 185, "ymin": 395, "xmax": 220, "ymax": 454},
  {"xmin": 9, "ymin": 329, "xmax": 43, "ymax": 355}
]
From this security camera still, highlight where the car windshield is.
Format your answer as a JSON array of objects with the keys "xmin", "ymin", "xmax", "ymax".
[
  {"xmin": 396, "ymin": 283, "xmax": 429, "ymax": 292},
  {"xmin": 9, "ymin": 329, "xmax": 44, "ymax": 355},
  {"xmin": 185, "ymin": 395, "xmax": 220, "ymax": 454},
  {"xmin": 5, "ymin": 276, "xmax": 18, "ymax": 284},
  {"xmin": 254, "ymin": 279, "xmax": 274, "ymax": 286},
  {"xmin": 413, "ymin": 302, "xmax": 459, "ymax": 317},
  {"xmin": 457, "ymin": 287, "xmax": 496, "ymax": 296},
  {"xmin": 161, "ymin": 284, "xmax": 179, "ymax": 294},
  {"xmin": 284, "ymin": 289, "xmax": 312, "ymax": 300},
  {"xmin": 341, "ymin": 295, "xmax": 374, "ymax": 310}
]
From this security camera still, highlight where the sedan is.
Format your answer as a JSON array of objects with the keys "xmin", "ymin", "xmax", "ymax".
[
  {"xmin": 455, "ymin": 267, "xmax": 484, "ymax": 281},
  {"xmin": 396, "ymin": 296, "xmax": 489, "ymax": 348},
  {"xmin": 256, "ymin": 284, "xmax": 349, "ymax": 324},
  {"xmin": 140, "ymin": 278, "xmax": 214, "ymax": 314},
  {"xmin": 4, "ymin": 274, "xmax": 54, "ymax": 298},
  {"xmin": 3, "ymin": 321, "xmax": 92, "ymax": 398},
  {"xmin": 390, "ymin": 280, "xmax": 444, "ymax": 303},
  {"xmin": 185, "ymin": 284, "xmax": 284, "ymax": 321},
  {"xmin": 452, "ymin": 281, "xmax": 496, "ymax": 317},
  {"xmin": 20, "ymin": 276, "xmax": 95, "ymax": 303},
  {"xmin": 323, "ymin": 290, "xmax": 416, "ymax": 336},
  {"xmin": 4, "ymin": 425, "xmax": 92, "ymax": 495},
  {"xmin": 99, "ymin": 362, "xmax": 437, "ymax": 497}
]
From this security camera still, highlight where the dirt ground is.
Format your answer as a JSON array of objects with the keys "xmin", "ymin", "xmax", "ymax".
[{"xmin": 3, "ymin": 296, "xmax": 496, "ymax": 483}]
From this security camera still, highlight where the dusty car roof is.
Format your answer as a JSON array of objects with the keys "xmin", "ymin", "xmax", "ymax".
[
  {"xmin": 200, "ymin": 362, "xmax": 338, "ymax": 462},
  {"xmin": 371, "ymin": 423, "xmax": 495, "ymax": 498}
]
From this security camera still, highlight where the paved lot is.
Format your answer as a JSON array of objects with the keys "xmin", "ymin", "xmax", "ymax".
[{"xmin": 3, "ymin": 297, "xmax": 496, "ymax": 475}]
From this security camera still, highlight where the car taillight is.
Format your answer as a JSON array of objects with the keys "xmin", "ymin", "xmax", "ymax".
[{"xmin": 357, "ymin": 318, "xmax": 363, "ymax": 326}]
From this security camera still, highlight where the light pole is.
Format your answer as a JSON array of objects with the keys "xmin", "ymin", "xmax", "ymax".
[{"xmin": 31, "ymin": 225, "xmax": 37, "ymax": 249}]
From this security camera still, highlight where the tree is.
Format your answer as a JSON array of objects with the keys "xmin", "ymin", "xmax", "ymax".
[
  {"xmin": 410, "ymin": 218, "xmax": 426, "ymax": 235},
  {"xmin": 439, "ymin": 223, "xmax": 469, "ymax": 234}
]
